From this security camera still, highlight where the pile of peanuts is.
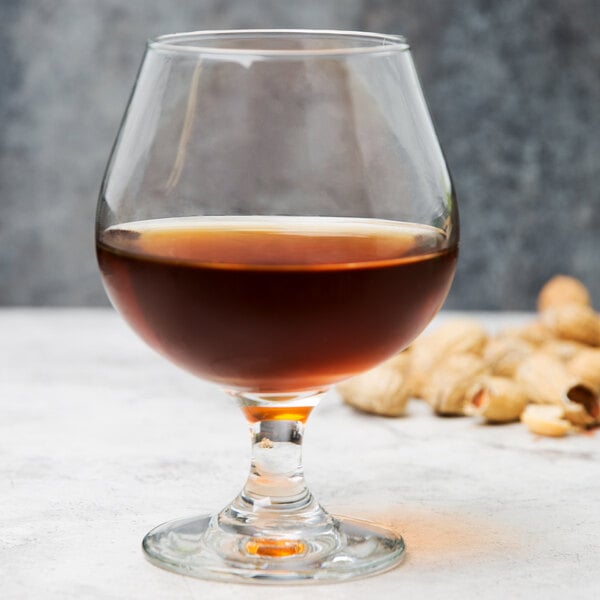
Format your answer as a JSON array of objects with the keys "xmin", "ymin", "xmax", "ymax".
[{"xmin": 337, "ymin": 276, "xmax": 600, "ymax": 437}]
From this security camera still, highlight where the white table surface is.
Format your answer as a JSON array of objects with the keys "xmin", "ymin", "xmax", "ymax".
[{"xmin": 1, "ymin": 309, "xmax": 599, "ymax": 599}]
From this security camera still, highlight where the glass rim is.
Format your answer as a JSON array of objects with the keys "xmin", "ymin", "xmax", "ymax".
[{"xmin": 148, "ymin": 29, "xmax": 410, "ymax": 59}]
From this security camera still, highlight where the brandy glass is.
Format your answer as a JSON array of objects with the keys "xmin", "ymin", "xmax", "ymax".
[{"xmin": 96, "ymin": 30, "xmax": 458, "ymax": 583}]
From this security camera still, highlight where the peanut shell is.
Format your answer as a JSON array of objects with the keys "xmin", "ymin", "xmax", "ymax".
[{"xmin": 521, "ymin": 404, "xmax": 570, "ymax": 437}]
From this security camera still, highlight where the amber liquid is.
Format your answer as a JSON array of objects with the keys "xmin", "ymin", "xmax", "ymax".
[{"xmin": 97, "ymin": 217, "xmax": 457, "ymax": 392}]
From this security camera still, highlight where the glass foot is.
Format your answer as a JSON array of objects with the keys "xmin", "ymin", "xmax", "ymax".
[{"xmin": 142, "ymin": 513, "xmax": 405, "ymax": 583}]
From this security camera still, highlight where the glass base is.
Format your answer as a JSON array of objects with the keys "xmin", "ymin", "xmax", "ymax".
[{"xmin": 142, "ymin": 512, "xmax": 405, "ymax": 583}]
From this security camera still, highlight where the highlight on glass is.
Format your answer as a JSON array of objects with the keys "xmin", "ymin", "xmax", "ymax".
[{"xmin": 96, "ymin": 29, "xmax": 458, "ymax": 583}]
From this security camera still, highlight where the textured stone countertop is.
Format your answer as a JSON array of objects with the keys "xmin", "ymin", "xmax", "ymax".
[{"xmin": 2, "ymin": 310, "xmax": 599, "ymax": 599}]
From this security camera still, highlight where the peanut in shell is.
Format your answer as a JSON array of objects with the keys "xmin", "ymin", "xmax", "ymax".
[
  {"xmin": 567, "ymin": 349, "xmax": 600, "ymax": 393},
  {"xmin": 465, "ymin": 376, "xmax": 527, "ymax": 423},
  {"xmin": 338, "ymin": 360, "xmax": 411, "ymax": 417},
  {"xmin": 483, "ymin": 336, "xmax": 533, "ymax": 377},
  {"xmin": 541, "ymin": 305, "xmax": 600, "ymax": 347},
  {"xmin": 422, "ymin": 354, "xmax": 488, "ymax": 416},
  {"xmin": 540, "ymin": 339, "xmax": 586, "ymax": 363},
  {"xmin": 408, "ymin": 319, "xmax": 487, "ymax": 398},
  {"xmin": 504, "ymin": 321, "xmax": 552, "ymax": 347},
  {"xmin": 515, "ymin": 353, "xmax": 599, "ymax": 427},
  {"xmin": 537, "ymin": 275, "xmax": 592, "ymax": 312}
]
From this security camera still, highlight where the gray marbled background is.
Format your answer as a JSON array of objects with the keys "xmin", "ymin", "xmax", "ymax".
[{"xmin": 1, "ymin": 0, "xmax": 598, "ymax": 308}]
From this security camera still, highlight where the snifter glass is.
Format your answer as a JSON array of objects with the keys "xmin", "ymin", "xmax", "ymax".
[{"xmin": 96, "ymin": 30, "xmax": 458, "ymax": 583}]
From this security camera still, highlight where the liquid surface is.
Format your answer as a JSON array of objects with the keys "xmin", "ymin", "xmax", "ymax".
[{"xmin": 97, "ymin": 217, "xmax": 457, "ymax": 392}]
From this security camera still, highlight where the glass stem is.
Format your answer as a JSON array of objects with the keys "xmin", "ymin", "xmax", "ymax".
[
  {"xmin": 243, "ymin": 415, "xmax": 310, "ymax": 510},
  {"xmin": 219, "ymin": 392, "xmax": 332, "ymax": 535}
]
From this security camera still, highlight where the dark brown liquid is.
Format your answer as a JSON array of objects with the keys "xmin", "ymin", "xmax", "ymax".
[{"xmin": 97, "ymin": 217, "xmax": 457, "ymax": 392}]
